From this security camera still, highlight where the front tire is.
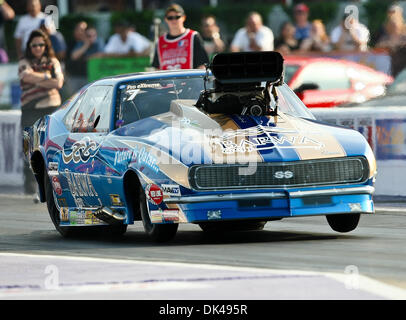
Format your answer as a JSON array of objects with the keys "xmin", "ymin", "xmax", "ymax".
[
  {"xmin": 44, "ymin": 167, "xmax": 127, "ymax": 238},
  {"xmin": 326, "ymin": 213, "xmax": 360, "ymax": 233},
  {"xmin": 139, "ymin": 184, "xmax": 178, "ymax": 242}
]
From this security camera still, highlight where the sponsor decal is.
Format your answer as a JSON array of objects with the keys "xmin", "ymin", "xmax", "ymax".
[
  {"xmin": 51, "ymin": 176, "xmax": 62, "ymax": 196},
  {"xmin": 48, "ymin": 162, "xmax": 58, "ymax": 174},
  {"xmin": 114, "ymin": 146, "xmax": 159, "ymax": 173},
  {"xmin": 150, "ymin": 211, "xmax": 163, "ymax": 223},
  {"xmin": 110, "ymin": 194, "xmax": 123, "ymax": 206},
  {"xmin": 69, "ymin": 210, "xmax": 78, "ymax": 225},
  {"xmin": 349, "ymin": 203, "xmax": 362, "ymax": 212},
  {"xmin": 161, "ymin": 184, "xmax": 181, "ymax": 196},
  {"xmin": 62, "ymin": 137, "xmax": 100, "ymax": 164},
  {"xmin": 211, "ymin": 125, "xmax": 324, "ymax": 154},
  {"xmin": 146, "ymin": 184, "xmax": 163, "ymax": 205},
  {"xmin": 150, "ymin": 209, "xmax": 179, "ymax": 223},
  {"xmin": 162, "ymin": 210, "xmax": 179, "ymax": 222},
  {"xmin": 58, "ymin": 198, "xmax": 67, "ymax": 207},
  {"xmin": 207, "ymin": 210, "xmax": 222, "ymax": 220},
  {"xmin": 60, "ymin": 208, "xmax": 105, "ymax": 226},
  {"xmin": 60, "ymin": 207, "xmax": 69, "ymax": 222},
  {"xmin": 64, "ymin": 170, "xmax": 98, "ymax": 198}
]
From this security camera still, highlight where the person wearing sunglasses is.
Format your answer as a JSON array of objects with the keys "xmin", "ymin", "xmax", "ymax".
[
  {"xmin": 18, "ymin": 29, "xmax": 64, "ymax": 195},
  {"xmin": 151, "ymin": 3, "xmax": 209, "ymax": 70}
]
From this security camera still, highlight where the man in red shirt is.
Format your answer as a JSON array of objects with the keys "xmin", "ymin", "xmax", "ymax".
[{"xmin": 152, "ymin": 3, "xmax": 209, "ymax": 70}]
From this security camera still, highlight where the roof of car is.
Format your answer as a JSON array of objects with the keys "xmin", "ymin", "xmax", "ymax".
[{"xmin": 93, "ymin": 69, "xmax": 207, "ymax": 86}]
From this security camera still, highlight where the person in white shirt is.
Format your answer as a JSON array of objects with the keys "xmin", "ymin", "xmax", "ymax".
[
  {"xmin": 230, "ymin": 12, "xmax": 274, "ymax": 52},
  {"xmin": 104, "ymin": 21, "xmax": 151, "ymax": 57},
  {"xmin": 14, "ymin": 0, "xmax": 53, "ymax": 58},
  {"xmin": 330, "ymin": 13, "xmax": 370, "ymax": 52}
]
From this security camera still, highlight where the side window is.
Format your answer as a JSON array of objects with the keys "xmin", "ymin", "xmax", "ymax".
[
  {"xmin": 295, "ymin": 63, "xmax": 350, "ymax": 90},
  {"xmin": 64, "ymin": 85, "xmax": 113, "ymax": 133},
  {"xmin": 63, "ymin": 91, "xmax": 87, "ymax": 131}
]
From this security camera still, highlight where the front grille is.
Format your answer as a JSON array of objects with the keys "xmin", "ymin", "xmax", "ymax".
[{"xmin": 189, "ymin": 157, "xmax": 369, "ymax": 190}]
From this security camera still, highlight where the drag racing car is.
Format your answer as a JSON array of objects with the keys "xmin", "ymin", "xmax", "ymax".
[{"xmin": 24, "ymin": 51, "xmax": 376, "ymax": 241}]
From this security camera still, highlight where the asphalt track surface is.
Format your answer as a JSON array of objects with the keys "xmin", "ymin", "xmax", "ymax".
[{"xmin": 0, "ymin": 193, "xmax": 406, "ymax": 300}]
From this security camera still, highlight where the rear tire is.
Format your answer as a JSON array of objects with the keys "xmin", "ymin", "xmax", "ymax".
[
  {"xmin": 326, "ymin": 213, "xmax": 360, "ymax": 233},
  {"xmin": 44, "ymin": 167, "xmax": 127, "ymax": 238},
  {"xmin": 139, "ymin": 184, "xmax": 178, "ymax": 242}
]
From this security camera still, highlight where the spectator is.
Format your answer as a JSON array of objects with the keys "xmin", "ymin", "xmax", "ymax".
[
  {"xmin": 104, "ymin": 20, "xmax": 150, "ymax": 57},
  {"xmin": 65, "ymin": 21, "xmax": 90, "ymax": 93},
  {"xmin": 374, "ymin": 4, "xmax": 406, "ymax": 44},
  {"xmin": 230, "ymin": 12, "xmax": 274, "ymax": 52},
  {"xmin": 71, "ymin": 26, "xmax": 104, "ymax": 61},
  {"xmin": 300, "ymin": 20, "xmax": 331, "ymax": 52},
  {"xmin": 18, "ymin": 29, "xmax": 64, "ymax": 195},
  {"xmin": 274, "ymin": 21, "xmax": 301, "ymax": 56},
  {"xmin": 0, "ymin": 0, "xmax": 15, "ymax": 61},
  {"xmin": 330, "ymin": 13, "xmax": 370, "ymax": 52},
  {"xmin": 293, "ymin": 3, "xmax": 311, "ymax": 42},
  {"xmin": 376, "ymin": 14, "xmax": 406, "ymax": 77},
  {"xmin": 200, "ymin": 15, "xmax": 225, "ymax": 58},
  {"xmin": 151, "ymin": 3, "xmax": 209, "ymax": 70},
  {"xmin": 14, "ymin": 0, "xmax": 54, "ymax": 59},
  {"xmin": 40, "ymin": 18, "xmax": 67, "ymax": 62}
]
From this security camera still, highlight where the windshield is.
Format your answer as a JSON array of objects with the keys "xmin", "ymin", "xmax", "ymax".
[
  {"xmin": 116, "ymin": 76, "xmax": 208, "ymax": 127},
  {"xmin": 276, "ymin": 84, "xmax": 315, "ymax": 119},
  {"xmin": 116, "ymin": 75, "xmax": 314, "ymax": 127}
]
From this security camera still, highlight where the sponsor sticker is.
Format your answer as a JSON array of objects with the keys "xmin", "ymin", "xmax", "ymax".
[
  {"xmin": 146, "ymin": 184, "xmax": 163, "ymax": 205},
  {"xmin": 48, "ymin": 162, "xmax": 58, "ymax": 174},
  {"xmin": 150, "ymin": 210, "xmax": 179, "ymax": 223},
  {"xmin": 162, "ymin": 210, "xmax": 179, "ymax": 222},
  {"xmin": 161, "ymin": 184, "xmax": 181, "ymax": 196},
  {"xmin": 110, "ymin": 194, "xmax": 123, "ymax": 206},
  {"xmin": 150, "ymin": 211, "xmax": 163, "ymax": 223},
  {"xmin": 349, "ymin": 203, "xmax": 362, "ymax": 212},
  {"xmin": 60, "ymin": 207, "xmax": 69, "ymax": 222},
  {"xmin": 51, "ymin": 176, "xmax": 62, "ymax": 196},
  {"xmin": 207, "ymin": 210, "xmax": 222, "ymax": 220}
]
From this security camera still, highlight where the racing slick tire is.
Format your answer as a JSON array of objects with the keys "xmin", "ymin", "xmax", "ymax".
[
  {"xmin": 139, "ymin": 184, "xmax": 178, "ymax": 242},
  {"xmin": 326, "ymin": 213, "xmax": 360, "ymax": 233},
  {"xmin": 44, "ymin": 168, "xmax": 127, "ymax": 238},
  {"xmin": 199, "ymin": 220, "xmax": 266, "ymax": 232}
]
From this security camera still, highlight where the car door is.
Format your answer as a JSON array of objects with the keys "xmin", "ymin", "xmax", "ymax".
[
  {"xmin": 59, "ymin": 85, "xmax": 114, "ymax": 208},
  {"xmin": 291, "ymin": 62, "xmax": 352, "ymax": 108}
]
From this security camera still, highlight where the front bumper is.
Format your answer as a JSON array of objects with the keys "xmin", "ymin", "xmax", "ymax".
[{"xmin": 157, "ymin": 186, "xmax": 374, "ymax": 223}]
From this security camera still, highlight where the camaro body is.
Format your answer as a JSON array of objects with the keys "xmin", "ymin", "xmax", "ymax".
[{"xmin": 25, "ymin": 69, "xmax": 376, "ymax": 229}]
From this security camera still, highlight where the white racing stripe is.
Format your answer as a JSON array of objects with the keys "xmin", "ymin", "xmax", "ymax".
[{"xmin": 0, "ymin": 252, "xmax": 405, "ymax": 299}]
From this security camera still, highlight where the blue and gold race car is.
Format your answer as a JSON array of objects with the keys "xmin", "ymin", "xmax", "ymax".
[{"xmin": 24, "ymin": 52, "xmax": 376, "ymax": 241}]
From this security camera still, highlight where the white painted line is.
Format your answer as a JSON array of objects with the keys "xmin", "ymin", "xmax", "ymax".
[{"xmin": 0, "ymin": 252, "xmax": 405, "ymax": 299}]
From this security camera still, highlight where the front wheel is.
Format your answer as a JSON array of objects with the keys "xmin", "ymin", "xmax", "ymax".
[
  {"xmin": 139, "ymin": 184, "xmax": 178, "ymax": 242},
  {"xmin": 326, "ymin": 213, "xmax": 360, "ymax": 233}
]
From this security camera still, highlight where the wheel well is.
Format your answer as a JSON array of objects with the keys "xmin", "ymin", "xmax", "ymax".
[
  {"xmin": 30, "ymin": 151, "xmax": 46, "ymax": 202},
  {"xmin": 123, "ymin": 170, "xmax": 142, "ymax": 221}
]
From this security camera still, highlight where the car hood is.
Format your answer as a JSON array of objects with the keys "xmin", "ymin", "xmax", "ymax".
[{"xmin": 111, "ymin": 100, "xmax": 367, "ymax": 166}]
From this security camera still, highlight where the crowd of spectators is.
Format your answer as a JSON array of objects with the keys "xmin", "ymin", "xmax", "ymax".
[{"xmin": 1, "ymin": 1, "xmax": 406, "ymax": 77}]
